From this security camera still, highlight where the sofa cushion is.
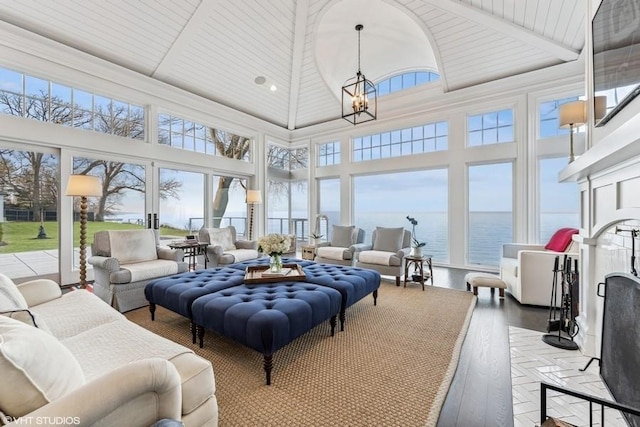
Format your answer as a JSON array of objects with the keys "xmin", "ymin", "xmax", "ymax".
[
  {"xmin": 316, "ymin": 246, "xmax": 350, "ymax": 261},
  {"xmin": 121, "ymin": 260, "xmax": 181, "ymax": 283},
  {"xmin": 358, "ymin": 250, "xmax": 401, "ymax": 266},
  {"xmin": 223, "ymin": 249, "xmax": 259, "ymax": 264},
  {"xmin": 545, "ymin": 228, "xmax": 579, "ymax": 252},
  {"xmin": 373, "ymin": 227, "xmax": 404, "ymax": 253},
  {"xmin": 500, "ymin": 257, "xmax": 518, "ymax": 278},
  {"xmin": 332, "ymin": 225, "xmax": 355, "ymax": 248},
  {"xmin": 207, "ymin": 228, "xmax": 236, "ymax": 251},
  {"xmin": 0, "ymin": 316, "xmax": 85, "ymax": 418},
  {"xmin": 108, "ymin": 229, "xmax": 159, "ymax": 264}
]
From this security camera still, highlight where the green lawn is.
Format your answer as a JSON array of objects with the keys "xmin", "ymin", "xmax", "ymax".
[{"xmin": 0, "ymin": 221, "xmax": 189, "ymax": 254}]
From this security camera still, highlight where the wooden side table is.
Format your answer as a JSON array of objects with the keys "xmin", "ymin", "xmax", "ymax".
[
  {"xmin": 301, "ymin": 245, "xmax": 316, "ymax": 260},
  {"xmin": 403, "ymin": 254, "xmax": 434, "ymax": 291}
]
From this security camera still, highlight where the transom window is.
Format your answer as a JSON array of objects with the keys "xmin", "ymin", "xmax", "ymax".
[
  {"xmin": 353, "ymin": 121, "xmax": 448, "ymax": 162},
  {"xmin": 0, "ymin": 67, "xmax": 145, "ymax": 140},
  {"xmin": 376, "ymin": 71, "xmax": 440, "ymax": 97},
  {"xmin": 158, "ymin": 114, "xmax": 251, "ymax": 162},
  {"xmin": 539, "ymin": 96, "xmax": 579, "ymax": 138},
  {"xmin": 318, "ymin": 141, "xmax": 340, "ymax": 166},
  {"xmin": 468, "ymin": 109, "xmax": 513, "ymax": 146}
]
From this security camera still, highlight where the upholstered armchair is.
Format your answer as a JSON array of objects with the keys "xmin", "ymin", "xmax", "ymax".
[
  {"xmin": 197, "ymin": 226, "xmax": 259, "ymax": 267},
  {"xmin": 88, "ymin": 229, "xmax": 188, "ymax": 312},
  {"xmin": 314, "ymin": 225, "xmax": 365, "ymax": 266},
  {"xmin": 355, "ymin": 227, "xmax": 412, "ymax": 286},
  {"xmin": 500, "ymin": 228, "xmax": 578, "ymax": 306}
]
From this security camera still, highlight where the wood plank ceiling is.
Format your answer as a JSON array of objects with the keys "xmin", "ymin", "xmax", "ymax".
[{"xmin": 0, "ymin": 0, "xmax": 585, "ymax": 130}]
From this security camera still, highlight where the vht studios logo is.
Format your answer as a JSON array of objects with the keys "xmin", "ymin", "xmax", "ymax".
[{"xmin": 5, "ymin": 416, "xmax": 81, "ymax": 425}]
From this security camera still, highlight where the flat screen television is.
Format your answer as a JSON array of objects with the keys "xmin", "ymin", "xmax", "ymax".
[{"xmin": 592, "ymin": 0, "xmax": 640, "ymax": 126}]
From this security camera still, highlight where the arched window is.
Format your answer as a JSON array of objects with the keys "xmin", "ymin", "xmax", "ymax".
[{"xmin": 375, "ymin": 71, "xmax": 440, "ymax": 96}]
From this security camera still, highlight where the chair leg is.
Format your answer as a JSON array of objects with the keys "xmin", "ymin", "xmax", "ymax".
[
  {"xmin": 499, "ymin": 288, "xmax": 505, "ymax": 297},
  {"xmin": 395, "ymin": 276, "xmax": 400, "ymax": 286}
]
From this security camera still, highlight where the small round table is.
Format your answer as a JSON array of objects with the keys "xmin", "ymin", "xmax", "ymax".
[{"xmin": 403, "ymin": 254, "xmax": 434, "ymax": 291}]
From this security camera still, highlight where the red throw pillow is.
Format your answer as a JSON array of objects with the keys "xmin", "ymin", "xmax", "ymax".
[{"xmin": 545, "ymin": 228, "xmax": 579, "ymax": 252}]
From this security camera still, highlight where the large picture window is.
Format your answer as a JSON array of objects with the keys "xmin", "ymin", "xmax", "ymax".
[
  {"xmin": 353, "ymin": 169, "xmax": 449, "ymax": 263},
  {"xmin": 539, "ymin": 157, "xmax": 579, "ymax": 242},
  {"xmin": 468, "ymin": 162, "xmax": 513, "ymax": 266},
  {"xmin": 539, "ymin": 97, "xmax": 579, "ymax": 138}
]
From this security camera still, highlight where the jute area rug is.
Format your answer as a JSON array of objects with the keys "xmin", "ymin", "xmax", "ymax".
[{"xmin": 126, "ymin": 282, "xmax": 476, "ymax": 427}]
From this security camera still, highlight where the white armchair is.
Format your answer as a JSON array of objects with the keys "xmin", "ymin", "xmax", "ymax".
[
  {"xmin": 198, "ymin": 226, "xmax": 259, "ymax": 267},
  {"xmin": 355, "ymin": 227, "xmax": 412, "ymax": 286},
  {"xmin": 315, "ymin": 225, "xmax": 365, "ymax": 266},
  {"xmin": 500, "ymin": 228, "xmax": 579, "ymax": 306}
]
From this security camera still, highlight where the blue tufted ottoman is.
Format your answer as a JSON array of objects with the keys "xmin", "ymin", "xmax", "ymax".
[
  {"xmin": 301, "ymin": 263, "xmax": 380, "ymax": 331},
  {"xmin": 145, "ymin": 267, "xmax": 247, "ymax": 342},
  {"xmin": 191, "ymin": 282, "xmax": 342, "ymax": 385}
]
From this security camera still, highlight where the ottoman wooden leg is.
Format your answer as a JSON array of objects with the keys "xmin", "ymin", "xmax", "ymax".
[
  {"xmin": 473, "ymin": 286, "xmax": 478, "ymax": 296},
  {"xmin": 491, "ymin": 287, "xmax": 495, "ymax": 295},
  {"xmin": 499, "ymin": 288, "xmax": 505, "ymax": 297},
  {"xmin": 466, "ymin": 282, "xmax": 471, "ymax": 291}
]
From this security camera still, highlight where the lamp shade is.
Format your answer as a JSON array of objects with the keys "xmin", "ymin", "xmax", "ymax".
[
  {"xmin": 65, "ymin": 175, "xmax": 102, "ymax": 197},
  {"xmin": 559, "ymin": 100, "xmax": 587, "ymax": 128},
  {"xmin": 246, "ymin": 190, "xmax": 262, "ymax": 204}
]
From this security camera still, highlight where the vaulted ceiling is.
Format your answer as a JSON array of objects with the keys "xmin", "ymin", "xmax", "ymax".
[{"xmin": 0, "ymin": 0, "xmax": 586, "ymax": 130}]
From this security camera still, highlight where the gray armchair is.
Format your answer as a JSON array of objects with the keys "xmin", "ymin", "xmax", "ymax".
[
  {"xmin": 355, "ymin": 227, "xmax": 412, "ymax": 286},
  {"xmin": 88, "ymin": 229, "xmax": 188, "ymax": 312},
  {"xmin": 314, "ymin": 225, "xmax": 365, "ymax": 266},
  {"xmin": 197, "ymin": 226, "xmax": 259, "ymax": 267}
]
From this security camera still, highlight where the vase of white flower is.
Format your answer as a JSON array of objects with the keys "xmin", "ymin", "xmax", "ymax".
[
  {"xmin": 258, "ymin": 233, "xmax": 292, "ymax": 273},
  {"xmin": 269, "ymin": 253, "xmax": 283, "ymax": 273}
]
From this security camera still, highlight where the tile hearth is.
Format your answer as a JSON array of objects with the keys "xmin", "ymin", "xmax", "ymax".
[{"xmin": 509, "ymin": 327, "xmax": 625, "ymax": 427}]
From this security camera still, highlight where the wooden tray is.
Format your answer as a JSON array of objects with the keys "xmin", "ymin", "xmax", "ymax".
[{"xmin": 244, "ymin": 263, "xmax": 306, "ymax": 284}]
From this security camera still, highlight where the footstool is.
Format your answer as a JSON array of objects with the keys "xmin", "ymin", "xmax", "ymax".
[
  {"xmin": 191, "ymin": 282, "xmax": 342, "ymax": 385},
  {"xmin": 464, "ymin": 272, "xmax": 506, "ymax": 297}
]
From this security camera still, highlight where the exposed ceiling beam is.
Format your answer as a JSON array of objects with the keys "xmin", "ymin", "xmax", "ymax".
[
  {"xmin": 287, "ymin": 0, "xmax": 310, "ymax": 131},
  {"xmin": 423, "ymin": 0, "xmax": 580, "ymax": 62},
  {"xmin": 152, "ymin": 0, "xmax": 218, "ymax": 78}
]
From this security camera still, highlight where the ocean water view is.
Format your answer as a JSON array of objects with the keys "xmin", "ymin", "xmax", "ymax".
[{"xmin": 107, "ymin": 210, "xmax": 577, "ymax": 267}]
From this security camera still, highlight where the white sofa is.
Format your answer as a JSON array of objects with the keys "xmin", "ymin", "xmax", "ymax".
[
  {"xmin": 500, "ymin": 241, "xmax": 578, "ymax": 306},
  {"xmin": 89, "ymin": 229, "xmax": 188, "ymax": 312},
  {"xmin": 0, "ymin": 274, "xmax": 218, "ymax": 426}
]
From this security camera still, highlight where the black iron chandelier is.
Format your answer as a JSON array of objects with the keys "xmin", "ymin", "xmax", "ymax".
[{"xmin": 342, "ymin": 24, "xmax": 377, "ymax": 125}]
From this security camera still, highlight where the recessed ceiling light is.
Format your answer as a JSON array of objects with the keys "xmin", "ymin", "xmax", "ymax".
[
  {"xmin": 269, "ymin": 84, "xmax": 277, "ymax": 92},
  {"xmin": 254, "ymin": 76, "xmax": 266, "ymax": 85}
]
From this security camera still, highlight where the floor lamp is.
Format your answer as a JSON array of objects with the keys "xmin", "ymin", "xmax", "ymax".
[
  {"xmin": 246, "ymin": 190, "xmax": 262, "ymax": 241},
  {"xmin": 559, "ymin": 100, "xmax": 586, "ymax": 163},
  {"xmin": 65, "ymin": 175, "xmax": 102, "ymax": 288}
]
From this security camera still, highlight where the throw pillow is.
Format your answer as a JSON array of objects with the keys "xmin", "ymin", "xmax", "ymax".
[
  {"xmin": 331, "ymin": 225, "xmax": 356, "ymax": 248},
  {"xmin": 545, "ymin": 228, "xmax": 579, "ymax": 252},
  {"xmin": 0, "ymin": 274, "xmax": 49, "ymax": 330},
  {"xmin": 0, "ymin": 316, "xmax": 85, "ymax": 418},
  {"xmin": 373, "ymin": 227, "xmax": 405, "ymax": 253},
  {"xmin": 108, "ymin": 229, "xmax": 158, "ymax": 264},
  {"xmin": 208, "ymin": 227, "xmax": 236, "ymax": 251}
]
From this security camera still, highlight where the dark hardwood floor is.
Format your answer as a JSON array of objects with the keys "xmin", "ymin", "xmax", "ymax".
[{"xmin": 426, "ymin": 266, "xmax": 549, "ymax": 427}]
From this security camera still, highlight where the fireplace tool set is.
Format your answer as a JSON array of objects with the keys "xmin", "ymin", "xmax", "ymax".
[
  {"xmin": 543, "ymin": 255, "xmax": 579, "ymax": 350},
  {"xmin": 615, "ymin": 226, "xmax": 638, "ymax": 277}
]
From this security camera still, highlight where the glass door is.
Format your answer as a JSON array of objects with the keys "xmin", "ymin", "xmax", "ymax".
[{"xmin": 0, "ymin": 144, "xmax": 60, "ymax": 281}]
